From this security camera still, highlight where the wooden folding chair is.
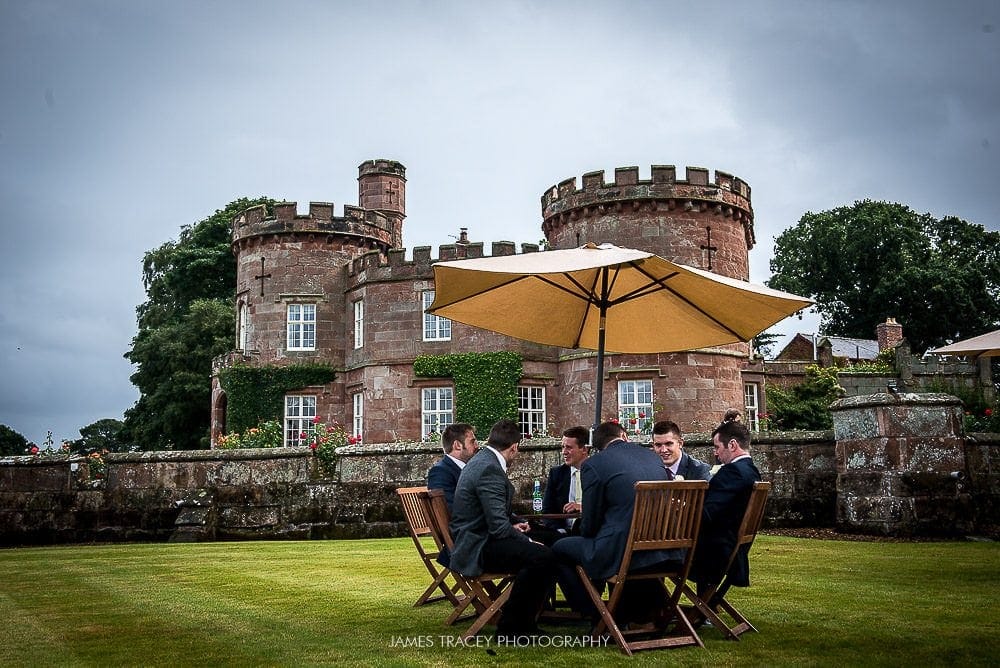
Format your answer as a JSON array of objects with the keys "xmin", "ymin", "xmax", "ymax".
[
  {"xmin": 678, "ymin": 481, "xmax": 771, "ymax": 640},
  {"xmin": 579, "ymin": 480, "xmax": 708, "ymax": 656},
  {"xmin": 419, "ymin": 489, "xmax": 516, "ymax": 640},
  {"xmin": 395, "ymin": 486, "xmax": 462, "ymax": 608}
]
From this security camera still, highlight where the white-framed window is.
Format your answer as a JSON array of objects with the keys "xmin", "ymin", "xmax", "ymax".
[
  {"xmin": 518, "ymin": 386, "xmax": 546, "ymax": 438},
  {"xmin": 353, "ymin": 299, "xmax": 364, "ymax": 349},
  {"xmin": 238, "ymin": 302, "xmax": 249, "ymax": 351},
  {"xmin": 618, "ymin": 379, "xmax": 654, "ymax": 436},
  {"xmin": 286, "ymin": 303, "xmax": 316, "ymax": 351},
  {"xmin": 285, "ymin": 395, "xmax": 317, "ymax": 446},
  {"xmin": 352, "ymin": 393, "xmax": 364, "ymax": 442},
  {"xmin": 422, "ymin": 290, "xmax": 451, "ymax": 341},
  {"xmin": 744, "ymin": 383, "xmax": 760, "ymax": 431},
  {"xmin": 421, "ymin": 387, "xmax": 453, "ymax": 439}
]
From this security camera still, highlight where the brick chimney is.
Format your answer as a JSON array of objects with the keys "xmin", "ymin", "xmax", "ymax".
[{"xmin": 876, "ymin": 318, "xmax": 904, "ymax": 351}]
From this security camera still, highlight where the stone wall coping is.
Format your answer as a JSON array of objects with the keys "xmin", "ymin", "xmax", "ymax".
[
  {"xmin": 108, "ymin": 447, "xmax": 312, "ymax": 463},
  {"xmin": 830, "ymin": 392, "xmax": 962, "ymax": 412}
]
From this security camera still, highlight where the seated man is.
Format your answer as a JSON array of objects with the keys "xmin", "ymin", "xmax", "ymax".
[
  {"xmin": 650, "ymin": 420, "xmax": 712, "ymax": 481},
  {"xmin": 426, "ymin": 422, "xmax": 477, "ymax": 511},
  {"xmin": 552, "ymin": 420, "xmax": 671, "ymax": 620},
  {"xmin": 541, "ymin": 425, "xmax": 589, "ymax": 534},
  {"xmin": 450, "ymin": 419, "xmax": 558, "ymax": 640},
  {"xmin": 690, "ymin": 419, "xmax": 762, "ymax": 598}
]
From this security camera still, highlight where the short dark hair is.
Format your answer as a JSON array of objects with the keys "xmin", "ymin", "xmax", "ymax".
[
  {"xmin": 486, "ymin": 419, "xmax": 522, "ymax": 451},
  {"xmin": 712, "ymin": 419, "xmax": 750, "ymax": 450},
  {"xmin": 651, "ymin": 420, "xmax": 682, "ymax": 438},
  {"xmin": 722, "ymin": 408, "xmax": 742, "ymax": 423},
  {"xmin": 592, "ymin": 421, "xmax": 626, "ymax": 451},
  {"xmin": 562, "ymin": 426, "xmax": 589, "ymax": 447},
  {"xmin": 441, "ymin": 423, "xmax": 473, "ymax": 454}
]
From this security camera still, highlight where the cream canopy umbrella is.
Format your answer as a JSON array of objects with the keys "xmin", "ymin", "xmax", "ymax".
[
  {"xmin": 931, "ymin": 329, "xmax": 1000, "ymax": 358},
  {"xmin": 428, "ymin": 243, "xmax": 813, "ymax": 429}
]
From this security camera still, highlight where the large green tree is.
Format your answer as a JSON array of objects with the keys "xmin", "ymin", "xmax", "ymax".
[
  {"xmin": 768, "ymin": 201, "xmax": 1000, "ymax": 353},
  {"xmin": 0, "ymin": 424, "xmax": 29, "ymax": 456},
  {"xmin": 123, "ymin": 197, "xmax": 271, "ymax": 450},
  {"xmin": 69, "ymin": 418, "xmax": 129, "ymax": 454}
]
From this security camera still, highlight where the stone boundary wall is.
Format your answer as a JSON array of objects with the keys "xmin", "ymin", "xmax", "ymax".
[{"xmin": 2, "ymin": 431, "xmax": 996, "ymax": 546}]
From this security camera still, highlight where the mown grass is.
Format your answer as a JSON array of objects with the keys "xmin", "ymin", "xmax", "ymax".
[{"xmin": 0, "ymin": 536, "xmax": 997, "ymax": 666}]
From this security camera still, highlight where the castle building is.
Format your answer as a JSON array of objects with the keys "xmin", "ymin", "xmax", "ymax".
[{"xmin": 210, "ymin": 160, "xmax": 762, "ymax": 445}]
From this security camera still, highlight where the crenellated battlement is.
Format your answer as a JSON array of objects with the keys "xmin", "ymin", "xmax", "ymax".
[
  {"xmin": 231, "ymin": 200, "xmax": 396, "ymax": 249},
  {"xmin": 541, "ymin": 165, "xmax": 753, "ymax": 223},
  {"xmin": 344, "ymin": 241, "xmax": 541, "ymax": 287}
]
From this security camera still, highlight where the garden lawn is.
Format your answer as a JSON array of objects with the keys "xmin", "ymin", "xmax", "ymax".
[{"xmin": 0, "ymin": 536, "xmax": 997, "ymax": 667}]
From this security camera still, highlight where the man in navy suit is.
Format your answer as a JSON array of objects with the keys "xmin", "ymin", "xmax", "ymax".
[
  {"xmin": 541, "ymin": 426, "xmax": 589, "ymax": 533},
  {"xmin": 426, "ymin": 422, "xmax": 477, "ymax": 511},
  {"xmin": 553, "ymin": 420, "xmax": 671, "ymax": 620},
  {"xmin": 651, "ymin": 420, "xmax": 712, "ymax": 481},
  {"xmin": 450, "ymin": 419, "xmax": 557, "ymax": 640},
  {"xmin": 690, "ymin": 419, "xmax": 762, "ymax": 595}
]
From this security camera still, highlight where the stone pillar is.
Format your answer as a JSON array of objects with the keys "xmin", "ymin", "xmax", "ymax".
[{"xmin": 831, "ymin": 392, "xmax": 970, "ymax": 536}]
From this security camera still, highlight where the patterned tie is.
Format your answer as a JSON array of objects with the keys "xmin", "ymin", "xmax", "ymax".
[{"xmin": 571, "ymin": 468, "xmax": 582, "ymax": 504}]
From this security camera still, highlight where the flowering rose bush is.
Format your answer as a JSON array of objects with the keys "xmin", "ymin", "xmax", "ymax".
[
  {"xmin": 216, "ymin": 420, "xmax": 284, "ymax": 449},
  {"xmin": 304, "ymin": 415, "xmax": 359, "ymax": 476},
  {"xmin": 964, "ymin": 405, "xmax": 1000, "ymax": 433}
]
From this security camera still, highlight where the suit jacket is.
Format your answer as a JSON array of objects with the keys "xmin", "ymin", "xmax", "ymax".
[
  {"xmin": 542, "ymin": 463, "xmax": 573, "ymax": 530},
  {"xmin": 426, "ymin": 455, "xmax": 462, "ymax": 510},
  {"xmin": 692, "ymin": 456, "xmax": 762, "ymax": 587},
  {"xmin": 448, "ymin": 448, "xmax": 529, "ymax": 577},
  {"xmin": 676, "ymin": 452, "xmax": 713, "ymax": 481},
  {"xmin": 574, "ymin": 441, "xmax": 670, "ymax": 580}
]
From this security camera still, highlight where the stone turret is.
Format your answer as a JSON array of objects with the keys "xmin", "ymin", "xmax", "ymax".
[{"xmin": 541, "ymin": 164, "xmax": 754, "ymax": 280}]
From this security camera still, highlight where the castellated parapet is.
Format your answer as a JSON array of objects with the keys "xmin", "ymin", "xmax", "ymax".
[
  {"xmin": 232, "ymin": 200, "xmax": 398, "ymax": 252},
  {"xmin": 541, "ymin": 165, "xmax": 755, "ymax": 280}
]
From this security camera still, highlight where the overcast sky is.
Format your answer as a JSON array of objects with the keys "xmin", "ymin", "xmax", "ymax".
[{"xmin": 1, "ymin": 1, "xmax": 997, "ymax": 446}]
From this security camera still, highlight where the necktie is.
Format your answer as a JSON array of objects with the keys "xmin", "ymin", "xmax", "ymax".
[
  {"xmin": 572, "ymin": 468, "xmax": 582, "ymax": 504},
  {"xmin": 665, "ymin": 466, "xmax": 675, "ymax": 480}
]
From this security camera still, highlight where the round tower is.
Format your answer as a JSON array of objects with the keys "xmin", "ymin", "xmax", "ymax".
[
  {"xmin": 540, "ymin": 164, "xmax": 757, "ymax": 433},
  {"xmin": 541, "ymin": 165, "xmax": 754, "ymax": 280},
  {"xmin": 358, "ymin": 159, "xmax": 406, "ymax": 248}
]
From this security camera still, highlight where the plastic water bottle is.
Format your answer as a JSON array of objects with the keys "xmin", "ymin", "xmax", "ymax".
[{"xmin": 532, "ymin": 479, "xmax": 543, "ymax": 513}]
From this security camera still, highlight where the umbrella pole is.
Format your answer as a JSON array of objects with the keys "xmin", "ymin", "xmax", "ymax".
[{"xmin": 593, "ymin": 269, "xmax": 609, "ymax": 431}]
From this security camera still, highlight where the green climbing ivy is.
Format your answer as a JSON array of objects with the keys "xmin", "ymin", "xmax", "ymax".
[
  {"xmin": 413, "ymin": 352, "xmax": 522, "ymax": 437},
  {"xmin": 218, "ymin": 363, "xmax": 336, "ymax": 434}
]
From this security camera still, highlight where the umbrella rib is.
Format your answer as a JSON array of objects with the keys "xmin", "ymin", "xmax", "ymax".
[
  {"xmin": 427, "ymin": 273, "xmax": 535, "ymax": 310},
  {"xmin": 629, "ymin": 263, "xmax": 747, "ymax": 340}
]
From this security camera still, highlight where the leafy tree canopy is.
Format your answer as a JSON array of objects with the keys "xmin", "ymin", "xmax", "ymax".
[
  {"xmin": 124, "ymin": 198, "xmax": 272, "ymax": 450},
  {"xmin": 768, "ymin": 200, "xmax": 1000, "ymax": 353},
  {"xmin": 0, "ymin": 424, "xmax": 29, "ymax": 456},
  {"xmin": 68, "ymin": 418, "xmax": 129, "ymax": 454}
]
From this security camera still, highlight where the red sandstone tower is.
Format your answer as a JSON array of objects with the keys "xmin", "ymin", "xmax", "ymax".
[
  {"xmin": 540, "ymin": 165, "xmax": 756, "ymax": 431},
  {"xmin": 210, "ymin": 160, "xmax": 406, "ymax": 443}
]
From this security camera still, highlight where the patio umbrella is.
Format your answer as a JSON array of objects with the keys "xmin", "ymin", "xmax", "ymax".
[
  {"xmin": 931, "ymin": 329, "xmax": 1000, "ymax": 358},
  {"xmin": 428, "ymin": 243, "xmax": 812, "ymax": 429}
]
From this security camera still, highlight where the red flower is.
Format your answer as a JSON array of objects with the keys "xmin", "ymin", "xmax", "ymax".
[
  {"xmin": 986, "ymin": 408, "xmax": 994, "ymax": 417},
  {"xmin": 299, "ymin": 431, "xmax": 307, "ymax": 439},
  {"xmin": 29, "ymin": 445, "xmax": 39, "ymax": 454},
  {"xmin": 629, "ymin": 418, "xmax": 638, "ymax": 424},
  {"xmin": 312, "ymin": 415, "xmax": 321, "ymax": 424},
  {"xmin": 638, "ymin": 412, "xmax": 646, "ymax": 419},
  {"xmin": 310, "ymin": 442, "xmax": 317, "ymax": 450},
  {"xmin": 610, "ymin": 417, "xmax": 619, "ymax": 424}
]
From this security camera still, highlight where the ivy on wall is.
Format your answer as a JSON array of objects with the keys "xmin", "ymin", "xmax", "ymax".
[
  {"xmin": 413, "ymin": 352, "xmax": 522, "ymax": 437},
  {"xmin": 218, "ymin": 364, "xmax": 336, "ymax": 434}
]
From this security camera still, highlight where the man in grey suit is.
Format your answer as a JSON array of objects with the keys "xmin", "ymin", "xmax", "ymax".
[
  {"xmin": 651, "ymin": 420, "xmax": 712, "ymax": 481},
  {"xmin": 553, "ymin": 420, "xmax": 672, "ymax": 620},
  {"xmin": 450, "ymin": 419, "xmax": 557, "ymax": 640}
]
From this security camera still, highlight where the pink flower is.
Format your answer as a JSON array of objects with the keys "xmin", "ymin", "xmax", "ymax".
[
  {"xmin": 29, "ymin": 445, "xmax": 39, "ymax": 454},
  {"xmin": 312, "ymin": 415, "xmax": 321, "ymax": 424},
  {"xmin": 310, "ymin": 442, "xmax": 317, "ymax": 450}
]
